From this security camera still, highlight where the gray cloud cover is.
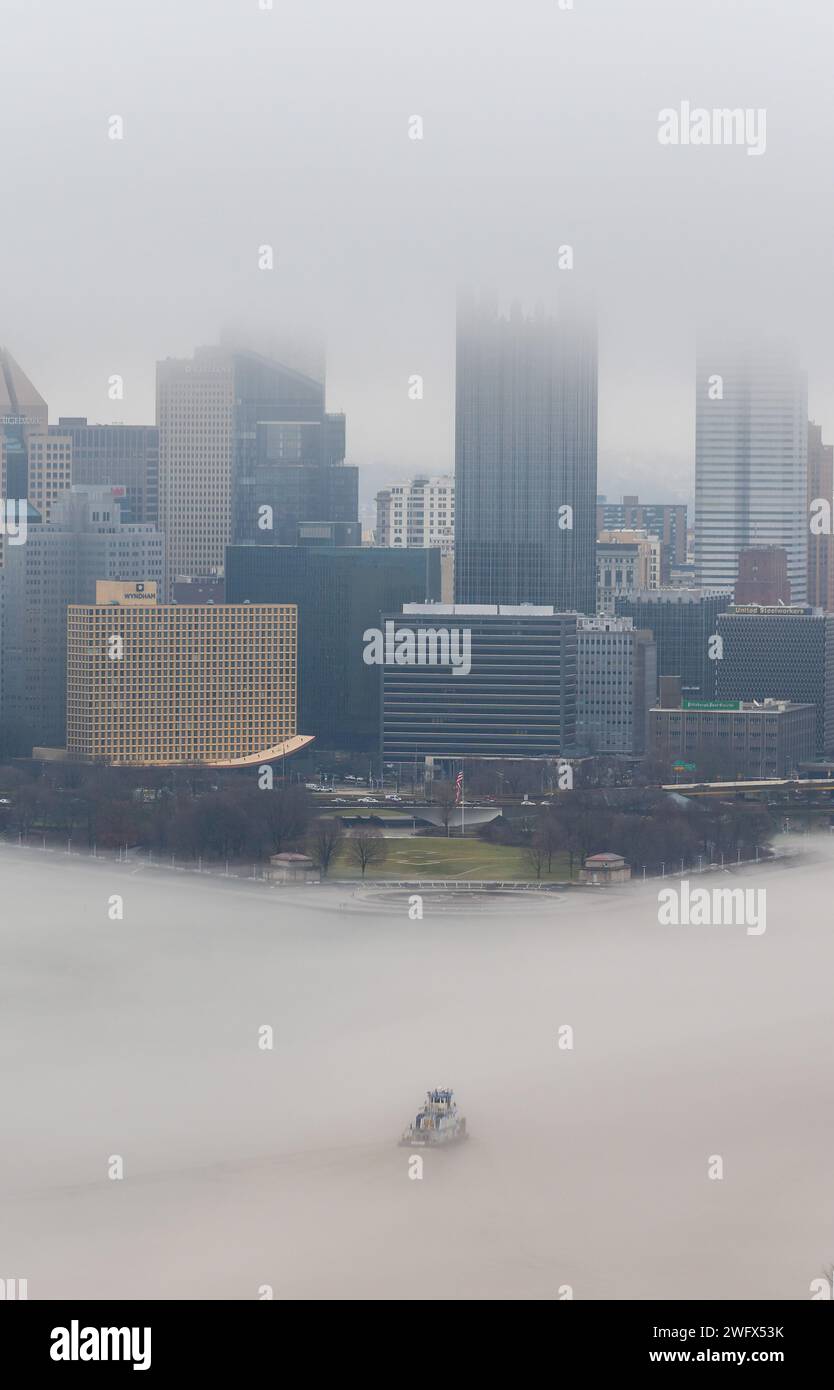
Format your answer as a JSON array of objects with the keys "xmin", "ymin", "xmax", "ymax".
[{"xmin": 3, "ymin": 0, "xmax": 834, "ymax": 508}]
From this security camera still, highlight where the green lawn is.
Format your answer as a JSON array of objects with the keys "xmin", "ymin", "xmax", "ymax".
[{"xmin": 329, "ymin": 836, "xmax": 572, "ymax": 882}]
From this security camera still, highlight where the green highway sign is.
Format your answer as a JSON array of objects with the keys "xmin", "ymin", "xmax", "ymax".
[{"xmin": 681, "ymin": 700, "xmax": 740, "ymax": 711}]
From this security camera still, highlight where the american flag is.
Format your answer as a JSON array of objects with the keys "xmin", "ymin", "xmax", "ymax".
[{"xmin": 454, "ymin": 771, "xmax": 463, "ymax": 805}]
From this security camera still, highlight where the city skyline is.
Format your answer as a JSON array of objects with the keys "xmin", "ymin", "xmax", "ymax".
[
  {"xmin": 10, "ymin": 313, "xmax": 834, "ymax": 527},
  {"xmin": 11, "ymin": 318, "xmax": 834, "ymax": 514},
  {"xmin": 6, "ymin": 0, "xmax": 834, "ymax": 1328}
]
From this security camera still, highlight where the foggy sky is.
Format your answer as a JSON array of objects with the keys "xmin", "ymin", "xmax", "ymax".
[{"xmin": 4, "ymin": 0, "xmax": 834, "ymax": 507}]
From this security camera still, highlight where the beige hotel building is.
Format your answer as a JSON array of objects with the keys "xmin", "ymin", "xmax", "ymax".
[{"xmin": 66, "ymin": 581, "xmax": 312, "ymax": 766}]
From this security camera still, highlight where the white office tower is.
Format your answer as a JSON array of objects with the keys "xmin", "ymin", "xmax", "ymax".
[
  {"xmin": 375, "ymin": 475, "xmax": 454, "ymax": 551},
  {"xmin": 695, "ymin": 342, "xmax": 807, "ymax": 602}
]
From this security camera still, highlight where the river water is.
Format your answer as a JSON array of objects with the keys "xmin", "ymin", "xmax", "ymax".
[{"xmin": 1, "ymin": 840, "xmax": 831, "ymax": 1299}]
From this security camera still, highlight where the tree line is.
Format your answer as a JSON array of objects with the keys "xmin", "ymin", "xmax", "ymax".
[
  {"xmin": 477, "ymin": 787, "xmax": 774, "ymax": 879},
  {"xmin": 0, "ymin": 760, "xmax": 774, "ymax": 881},
  {"xmin": 0, "ymin": 760, "xmax": 391, "ymax": 876}
]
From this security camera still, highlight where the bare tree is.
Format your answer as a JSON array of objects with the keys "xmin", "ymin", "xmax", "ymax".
[
  {"xmin": 537, "ymin": 811, "xmax": 564, "ymax": 873},
  {"xmin": 431, "ymin": 779, "xmax": 457, "ymax": 837},
  {"xmin": 523, "ymin": 836, "xmax": 547, "ymax": 880},
  {"xmin": 307, "ymin": 817, "xmax": 344, "ymax": 877},
  {"xmin": 346, "ymin": 827, "xmax": 388, "ymax": 878}
]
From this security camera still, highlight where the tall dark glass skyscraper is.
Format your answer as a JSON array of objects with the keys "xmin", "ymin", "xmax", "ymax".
[
  {"xmin": 230, "ymin": 352, "xmax": 355, "ymax": 547},
  {"xmin": 226, "ymin": 544, "xmax": 441, "ymax": 749},
  {"xmin": 454, "ymin": 292, "xmax": 598, "ymax": 613}
]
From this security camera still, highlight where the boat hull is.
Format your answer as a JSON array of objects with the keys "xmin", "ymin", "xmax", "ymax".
[{"xmin": 398, "ymin": 1122, "xmax": 468, "ymax": 1148}]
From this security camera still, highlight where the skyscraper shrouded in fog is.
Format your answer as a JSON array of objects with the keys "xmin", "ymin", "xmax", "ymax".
[
  {"xmin": 694, "ymin": 341, "xmax": 808, "ymax": 602},
  {"xmin": 157, "ymin": 346, "xmax": 354, "ymax": 589},
  {"xmin": 454, "ymin": 291, "xmax": 598, "ymax": 614},
  {"xmin": 157, "ymin": 348, "xmax": 234, "ymax": 586},
  {"xmin": 0, "ymin": 347, "xmax": 48, "ymax": 498},
  {"xmin": 0, "ymin": 349, "xmax": 72, "ymax": 537}
]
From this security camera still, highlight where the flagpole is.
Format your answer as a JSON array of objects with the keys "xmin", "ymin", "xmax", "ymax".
[{"xmin": 461, "ymin": 765, "xmax": 465, "ymax": 839}]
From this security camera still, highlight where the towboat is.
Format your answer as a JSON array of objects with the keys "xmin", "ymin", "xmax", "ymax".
[{"xmin": 399, "ymin": 1088, "xmax": 467, "ymax": 1147}]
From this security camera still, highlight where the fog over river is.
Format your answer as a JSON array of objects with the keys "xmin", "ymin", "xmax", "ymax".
[{"xmin": 2, "ymin": 841, "xmax": 832, "ymax": 1300}]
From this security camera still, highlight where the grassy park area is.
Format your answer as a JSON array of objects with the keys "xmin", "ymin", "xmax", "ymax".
[{"xmin": 329, "ymin": 834, "xmax": 572, "ymax": 882}]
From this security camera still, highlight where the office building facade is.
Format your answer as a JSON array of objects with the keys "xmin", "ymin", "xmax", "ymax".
[
  {"xmin": 157, "ymin": 346, "xmax": 354, "ymax": 586},
  {"xmin": 381, "ymin": 604, "xmax": 577, "ymax": 760},
  {"xmin": 26, "ymin": 431, "xmax": 72, "ymax": 522},
  {"xmin": 0, "ymin": 348, "xmax": 49, "ymax": 570},
  {"xmin": 226, "ymin": 544, "xmax": 441, "ymax": 749},
  {"xmin": 615, "ymin": 588, "xmax": 733, "ymax": 700},
  {"xmin": 807, "ymin": 421, "xmax": 834, "ymax": 612},
  {"xmin": 597, "ymin": 495, "xmax": 688, "ymax": 575},
  {"xmin": 66, "ymin": 584, "xmax": 304, "ymax": 766},
  {"xmin": 0, "ymin": 347, "xmax": 48, "ymax": 493},
  {"xmin": 241, "ymin": 415, "xmax": 355, "ymax": 547},
  {"xmin": 576, "ymin": 616, "xmax": 656, "ymax": 755},
  {"xmin": 53, "ymin": 418, "xmax": 159, "ymax": 524},
  {"xmin": 2, "ymin": 487, "xmax": 164, "ymax": 747},
  {"xmin": 596, "ymin": 530, "xmax": 661, "ymax": 613},
  {"xmin": 650, "ymin": 698, "xmax": 816, "ymax": 779},
  {"xmin": 455, "ymin": 292, "xmax": 597, "ymax": 612},
  {"xmin": 171, "ymin": 575, "xmax": 225, "ymax": 605},
  {"xmin": 375, "ymin": 475, "xmax": 455, "ymax": 552},
  {"xmin": 695, "ymin": 342, "xmax": 808, "ymax": 601},
  {"xmin": 157, "ymin": 348, "xmax": 234, "ymax": 584},
  {"xmin": 734, "ymin": 546, "xmax": 790, "ymax": 606},
  {"xmin": 716, "ymin": 606, "xmax": 834, "ymax": 754}
]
